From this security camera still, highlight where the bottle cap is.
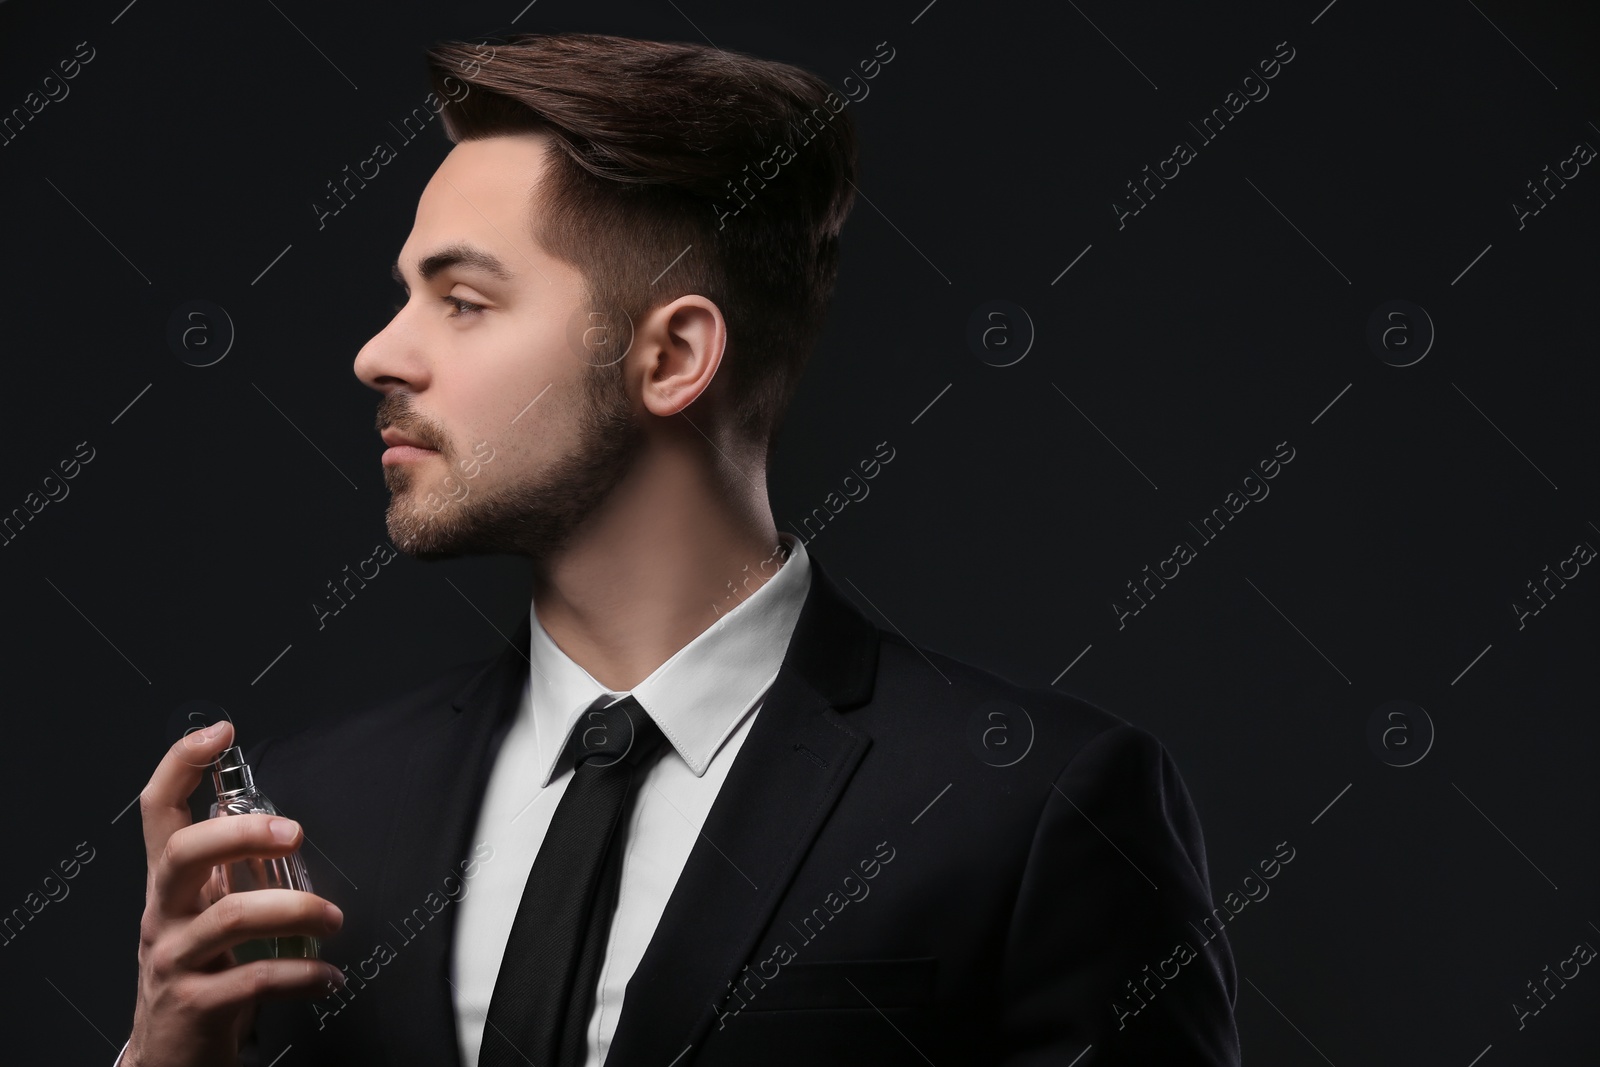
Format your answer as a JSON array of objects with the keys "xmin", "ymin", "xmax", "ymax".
[{"xmin": 211, "ymin": 744, "xmax": 255, "ymax": 797}]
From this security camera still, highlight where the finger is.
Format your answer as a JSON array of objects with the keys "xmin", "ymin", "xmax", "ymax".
[
  {"xmin": 178, "ymin": 957, "xmax": 346, "ymax": 1016},
  {"xmin": 175, "ymin": 889, "xmax": 343, "ymax": 971},
  {"xmin": 140, "ymin": 719, "xmax": 236, "ymax": 869},
  {"xmin": 154, "ymin": 814, "xmax": 305, "ymax": 916},
  {"xmin": 201, "ymin": 865, "xmax": 225, "ymax": 909}
]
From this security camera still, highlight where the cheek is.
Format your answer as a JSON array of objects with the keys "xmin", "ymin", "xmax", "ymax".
[
  {"xmin": 491, "ymin": 333, "xmax": 589, "ymax": 427},
  {"xmin": 442, "ymin": 305, "xmax": 595, "ymax": 462},
  {"xmin": 467, "ymin": 395, "xmax": 577, "ymax": 483}
]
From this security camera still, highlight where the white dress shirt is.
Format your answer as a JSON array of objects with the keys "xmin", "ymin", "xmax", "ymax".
[{"xmin": 451, "ymin": 531, "xmax": 811, "ymax": 1067}]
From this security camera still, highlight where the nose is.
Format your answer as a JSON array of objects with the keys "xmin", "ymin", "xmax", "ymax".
[{"xmin": 354, "ymin": 308, "xmax": 430, "ymax": 394}]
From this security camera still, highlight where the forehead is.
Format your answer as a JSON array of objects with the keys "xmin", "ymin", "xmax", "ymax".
[{"xmin": 400, "ymin": 132, "xmax": 551, "ymax": 275}]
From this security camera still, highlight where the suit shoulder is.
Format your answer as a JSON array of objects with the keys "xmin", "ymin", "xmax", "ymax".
[
  {"xmin": 869, "ymin": 629, "xmax": 1150, "ymax": 774},
  {"xmin": 244, "ymin": 651, "xmax": 495, "ymax": 772}
]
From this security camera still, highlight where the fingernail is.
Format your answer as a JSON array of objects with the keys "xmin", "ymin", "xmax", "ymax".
[
  {"xmin": 324, "ymin": 903, "xmax": 343, "ymax": 928},
  {"xmin": 326, "ymin": 965, "xmax": 346, "ymax": 989},
  {"xmin": 203, "ymin": 721, "xmax": 227, "ymax": 739},
  {"xmin": 269, "ymin": 818, "xmax": 300, "ymax": 843}
]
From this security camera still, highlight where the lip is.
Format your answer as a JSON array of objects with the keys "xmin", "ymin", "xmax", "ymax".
[
  {"xmin": 379, "ymin": 426, "xmax": 440, "ymax": 465},
  {"xmin": 380, "ymin": 427, "xmax": 435, "ymax": 449},
  {"xmin": 382, "ymin": 445, "xmax": 439, "ymax": 465}
]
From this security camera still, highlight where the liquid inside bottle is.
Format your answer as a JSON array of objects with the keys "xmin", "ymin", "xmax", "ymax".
[{"xmin": 207, "ymin": 744, "xmax": 320, "ymax": 962}]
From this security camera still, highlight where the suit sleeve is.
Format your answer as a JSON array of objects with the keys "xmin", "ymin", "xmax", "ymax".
[{"xmin": 995, "ymin": 722, "xmax": 1241, "ymax": 1066}]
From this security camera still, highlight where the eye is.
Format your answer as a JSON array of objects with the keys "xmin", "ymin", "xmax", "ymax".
[{"xmin": 388, "ymin": 293, "xmax": 485, "ymax": 317}]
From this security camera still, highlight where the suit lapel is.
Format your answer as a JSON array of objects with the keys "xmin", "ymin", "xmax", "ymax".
[
  {"xmin": 606, "ymin": 554, "xmax": 881, "ymax": 1065},
  {"xmin": 371, "ymin": 614, "xmax": 534, "ymax": 1067}
]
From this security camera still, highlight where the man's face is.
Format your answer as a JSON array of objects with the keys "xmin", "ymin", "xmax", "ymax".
[{"xmin": 354, "ymin": 132, "xmax": 642, "ymax": 561}]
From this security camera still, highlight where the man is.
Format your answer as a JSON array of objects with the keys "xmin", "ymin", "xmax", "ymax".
[{"xmin": 122, "ymin": 31, "xmax": 1241, "ymax": 1067}]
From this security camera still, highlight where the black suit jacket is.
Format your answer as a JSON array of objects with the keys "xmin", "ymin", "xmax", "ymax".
[{"xmin": 243, "ymin": 553, "xmax": 1241, "ymax": 1065}]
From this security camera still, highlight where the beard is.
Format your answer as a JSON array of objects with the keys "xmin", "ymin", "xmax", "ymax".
[{"xmin": 380, "ymin": 365, "xmax": 642, "ymax": 562}]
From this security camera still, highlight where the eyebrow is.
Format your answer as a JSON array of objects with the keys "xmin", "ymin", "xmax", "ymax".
[{"xmin": 390, "ymin": 243, "xmax": 515, "ymax": 290}]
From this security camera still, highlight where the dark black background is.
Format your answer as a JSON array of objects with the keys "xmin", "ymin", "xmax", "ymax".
[{"xmin": 2, "ymin": 0, "xmax": 1596, "ymax": 1062}]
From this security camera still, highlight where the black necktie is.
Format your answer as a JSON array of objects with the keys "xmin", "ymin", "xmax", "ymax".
[{"xmin": 479, "ymin": 695, "xmax": 667, "ymax": 1067}]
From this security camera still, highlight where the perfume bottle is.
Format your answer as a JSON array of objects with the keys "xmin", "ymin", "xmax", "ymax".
[{"xmin": 207, "ymin": 744, "xmax": 320, "ymax": 962}]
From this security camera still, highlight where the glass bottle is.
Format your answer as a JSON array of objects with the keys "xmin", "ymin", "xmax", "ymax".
[{"xmin": 207, "ymin": 744, "xmax": 320, "ymax": 962}]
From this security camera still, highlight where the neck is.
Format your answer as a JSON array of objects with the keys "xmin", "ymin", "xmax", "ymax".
[{"xmin": 530, "ymin": 432, "xmax": 783, "ymax": 692}]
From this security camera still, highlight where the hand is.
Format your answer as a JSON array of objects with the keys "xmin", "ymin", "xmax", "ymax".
[{"xmin": 122, "ymin": 721, "xmax": 345, "ymax": 1067}]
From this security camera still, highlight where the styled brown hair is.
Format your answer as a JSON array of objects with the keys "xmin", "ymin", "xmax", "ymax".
[{"xmin": 423, "ymin": 33, "xmax": 859, "ymax": 457}]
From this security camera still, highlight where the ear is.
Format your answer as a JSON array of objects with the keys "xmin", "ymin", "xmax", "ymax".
[{"xmin": 635, "ymin": 295, "xmax": 727, "ymax": 418}]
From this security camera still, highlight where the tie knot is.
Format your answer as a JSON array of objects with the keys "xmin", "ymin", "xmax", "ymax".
[{"xmin": 560, "ymin": 694, "xmax": 665, "ymax": 773}]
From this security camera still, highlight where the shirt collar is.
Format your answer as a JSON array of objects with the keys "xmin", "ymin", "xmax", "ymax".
[{"xmin": 526, "ymin": 531, "xmax": 811, "ymax": 785}]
